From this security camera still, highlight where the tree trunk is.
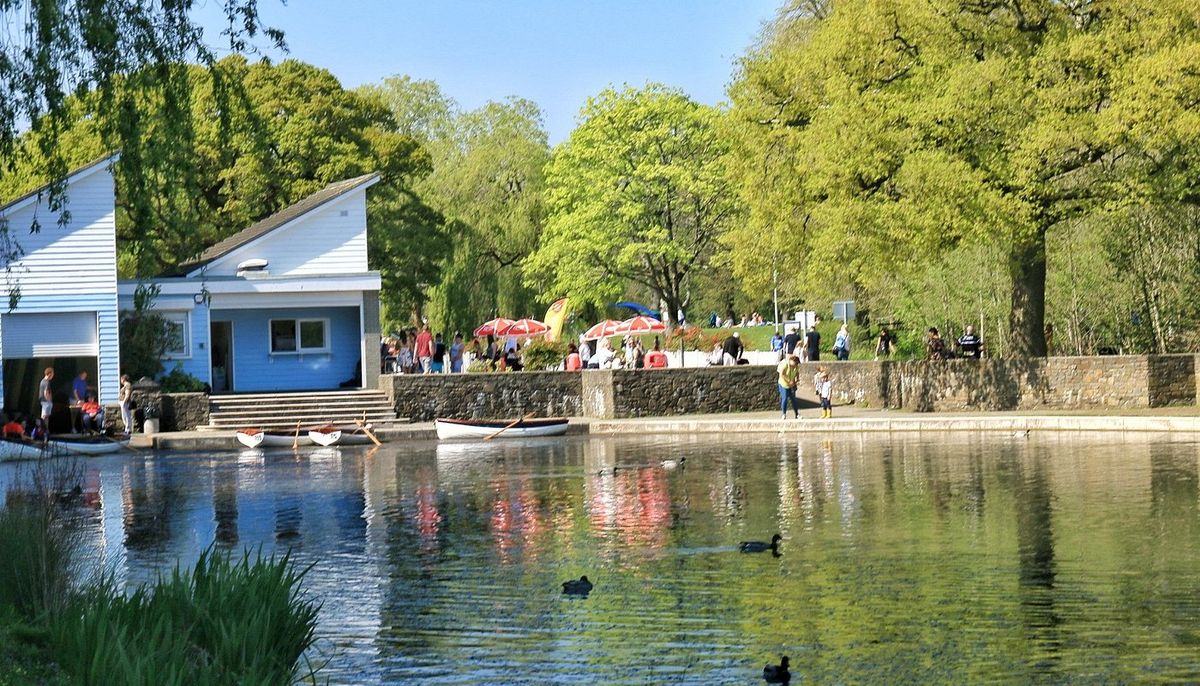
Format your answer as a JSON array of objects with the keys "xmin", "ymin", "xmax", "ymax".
[{"xmin": 1008, "ymin": 234, "xmax": 1048, "ymax": 357}]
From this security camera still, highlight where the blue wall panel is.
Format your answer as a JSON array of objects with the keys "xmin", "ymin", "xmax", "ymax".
[{"xmin": 212, "ymin": 306, "xmax": 360, "ymax": 392}]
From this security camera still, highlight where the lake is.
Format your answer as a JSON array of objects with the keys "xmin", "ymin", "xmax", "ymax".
[{"xmin": 4, "ymin": 433, "xmax": 1199, "ymax": 684}]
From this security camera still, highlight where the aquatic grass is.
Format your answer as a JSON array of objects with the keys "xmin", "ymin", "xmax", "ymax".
[{"xmin": 51, "ymin": 548, "xmax": 321, "ymax": 686}]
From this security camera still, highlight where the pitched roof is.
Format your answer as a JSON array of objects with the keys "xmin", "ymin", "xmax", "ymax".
[
  {"xmin": 177, "ymin": 172, "xmax": 380, "ymax": 275},
  {"xmin": 0, "ymin": 155, "xmax": 118, "ymax": 216}
]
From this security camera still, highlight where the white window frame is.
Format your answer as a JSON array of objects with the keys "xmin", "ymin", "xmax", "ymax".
[
  {"xmin": 162, "ymin": 311, "xmax": 191, "ymax": 359},
  {"xmin": 268, "ymin": 318, "xmax": 330, "ymax": 355}
]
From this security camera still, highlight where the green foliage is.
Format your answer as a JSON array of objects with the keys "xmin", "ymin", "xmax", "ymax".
[
  {"xmin": 666, "ymin": 326, "xmax": 732, "ymax": 353},
  {"xmin": 519, "ymin": 339, "xmax": 569, "ymax": 371},
  {"xmin": 726, "ymin": 0, "xmax": 1200, "ymax": 357},
  {"xmin": 0, "ymin": 501, "xmax": 73, "ymax": 622},
  {"xmin": 51, "ymin": 548, "xmax": 319, "ymax": 686},
  {"xmin": 118, "ymin": 284, "xmax": 177, "ymax": 381},
  {"xmin": 525, "ymin": 84, "xmax": 739, "ymax": 325},
  {"xmin": 158, "ymin": 365, "xmax": 207, "ymax": 394}
]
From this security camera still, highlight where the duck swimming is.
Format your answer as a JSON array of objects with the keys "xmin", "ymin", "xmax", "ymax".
[
  {"xmin": 562, "ymin": 575, "xmax": 594, "ymax": 596},
  {"xmin": 739, "ymin": 533, "xmax": 783, "ymax": 554},
  {"xmin": 763, "ymin": 656, "xmax": 790, "ymax": 683}
]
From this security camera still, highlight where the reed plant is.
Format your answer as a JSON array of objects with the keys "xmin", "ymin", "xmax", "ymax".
[{"xmin": 51, "ymin": 548, "xmax": 321, "ymax": 686}]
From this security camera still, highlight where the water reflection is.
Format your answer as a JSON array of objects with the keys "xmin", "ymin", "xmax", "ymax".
[{"xmin": 3, "ymin": 434, "xmax": 1200, "ymax": 684}]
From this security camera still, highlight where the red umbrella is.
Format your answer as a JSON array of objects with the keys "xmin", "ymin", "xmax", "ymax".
[
  {"xmin": 582, "ymin": 319, "xmax": 623, "ymax": 341},
  {"xmin": 615, "ymin": 315, "xmax": 667, "ymax": 335},
  {"xmin": 473, "ymin": 317, "xmax": 514, "ymax": 337},
  {"xmin": 500, "ymin": 318, "xmax": 550, "ymax": 337}
]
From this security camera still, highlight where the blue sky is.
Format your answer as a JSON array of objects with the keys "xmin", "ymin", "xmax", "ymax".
[{"xmin": 200, "ymin": 0, "xmax": 780, "ymax": 142}]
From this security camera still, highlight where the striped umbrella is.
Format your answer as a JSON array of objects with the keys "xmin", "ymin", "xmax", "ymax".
[
  {"xmin": 614, "ymin": 315, "xmax": 667, "ymax": 335},
  {"xmin": 499, "ymin": 318, "xmax": 550, "ymax": 337},
  {"xmin": 473, "ymin": 317, "xmax": 515, "ymax": 337},
  {"xmin": 582, "ymin": 319, "xmax": 623, "ymax": 341}
]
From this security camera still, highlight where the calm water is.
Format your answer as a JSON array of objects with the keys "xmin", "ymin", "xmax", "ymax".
[{"xmin": 4, "ymin": 433, "xmax": 1200, "ymax": 684}]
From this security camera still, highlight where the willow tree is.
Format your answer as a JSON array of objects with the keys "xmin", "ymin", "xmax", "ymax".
[
  {"xmin": 727, "ymin": 0, "xmax": 1200, "ymax": 356},
  {"xmin": 525, "ymin": 84, "xmax": 737, "ymax": 325},
  {"xmin": 0, "ymin": 1, "xmax": 282, "ymax": 276}
]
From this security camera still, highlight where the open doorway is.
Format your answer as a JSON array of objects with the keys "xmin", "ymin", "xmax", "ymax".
[
  {"xmin": 3, "ymin": 357, "xmax": 98, "ymax": 430},
  {"xmin": 211, "ymin": 321, "xmax": 233, "ymax": 393}
]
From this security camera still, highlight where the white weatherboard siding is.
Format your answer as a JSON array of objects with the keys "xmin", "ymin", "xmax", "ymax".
[
  {"xmin": 201, "ymin": 191, "xmax": 369, "ymax": 277},
  {"xmin": 0, "ymin": 161, "xmax": 120, "ymax": 404}
]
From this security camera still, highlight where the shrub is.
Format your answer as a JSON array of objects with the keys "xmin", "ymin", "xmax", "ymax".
[
  {"xmin": 51, "ymin": 548, "xmax": 320, "ymax": 686},
  {"xmin": 664, "ymin": 325, "xmax": 725, "ymax": 352},
  {"xmin": 159, "ymin": 365, "xmax": 207, "ymax": 393},
  {"xmin": 520, "ymin": 339, "xmax": 569, "ymax": 371}
]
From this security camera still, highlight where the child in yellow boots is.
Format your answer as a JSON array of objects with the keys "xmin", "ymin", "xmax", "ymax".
[{"xmin": 818, "ymin": 369, "xmax": 833, "ymax": 418}]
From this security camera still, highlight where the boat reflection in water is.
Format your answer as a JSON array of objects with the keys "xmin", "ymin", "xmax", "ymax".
[{"xmin": 2, "ymin": 433, "xmax": 1199, "ymax": 684}]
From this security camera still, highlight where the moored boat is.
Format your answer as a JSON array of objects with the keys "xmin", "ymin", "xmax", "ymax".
[
  {"xmin": 307, "ymin": 425, "xmax": 377, "ymax": 446},
  {"xmin": 49, "ymin": 435, "xmax": 130, "ymax": 455},
  {"xmin": 435, "ymin": 417, "xmax": 569, "ymax": 440},
  {"xmin": 0, "ymin": 438, "xmax": 46, "ymax": 462},
  {"xmin": 236, "ymin": 429, "xmax": 312, "ymax": 449},
  {"xmin": 308, "ymin": 427, "xmax": 342, "ymax": 446}
]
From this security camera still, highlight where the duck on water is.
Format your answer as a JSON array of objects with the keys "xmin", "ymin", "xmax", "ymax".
[{"xmin": 739, "ymin": 533, "xmax": 783, "ymax": 554}]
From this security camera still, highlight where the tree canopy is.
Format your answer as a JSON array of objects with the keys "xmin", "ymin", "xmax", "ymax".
[
  {"xmin": 525, "ymin": 84, "xmax": 737, "ymax": 325},
  {"xmin": 726, "ymin": 0, "xmax": 1200, "ymax": 355}
]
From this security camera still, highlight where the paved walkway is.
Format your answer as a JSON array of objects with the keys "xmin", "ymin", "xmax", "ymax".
[{"xmin": 136, "ymin": 405, "xmax": 1200, "ymax": 451}]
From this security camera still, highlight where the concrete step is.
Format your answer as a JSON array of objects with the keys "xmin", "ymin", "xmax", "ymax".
[{"xmin": 204, "ymin": 389, "xmax": 398, "ymax": 432}]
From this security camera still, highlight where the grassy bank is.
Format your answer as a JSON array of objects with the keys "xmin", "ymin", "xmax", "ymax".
[{"xmin": 0, "ymin": 463, "xmax": 320, "ymax": 685}]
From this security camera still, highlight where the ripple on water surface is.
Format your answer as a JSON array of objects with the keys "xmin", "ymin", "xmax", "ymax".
[{"xmin": 4, "ymin": 433, "xmax": 1200, "ymax": 684}]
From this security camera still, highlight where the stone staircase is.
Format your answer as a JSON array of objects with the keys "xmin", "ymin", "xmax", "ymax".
[{"xmin": 202, "ymin": 390, "xmax": 400, "ymax": 431}]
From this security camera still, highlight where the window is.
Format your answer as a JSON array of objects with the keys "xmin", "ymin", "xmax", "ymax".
[
  {"xmin": 269, "ymin": 318, "xmax": 328, "ymax": 354},
  {"xmin": 163, "ymin": 312, "xmax": 190, "ymax": 358}
]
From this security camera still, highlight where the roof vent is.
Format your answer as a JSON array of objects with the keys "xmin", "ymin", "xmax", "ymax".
[{"xmin": 236, "ymin": 258, "xmax": 269, "ymax": 278}]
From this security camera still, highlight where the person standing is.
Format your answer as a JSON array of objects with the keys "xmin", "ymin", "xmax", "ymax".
[
  {"xmin": 578, "ymin": 335, "xmax": 592, "ymax": 368},
  {"xmin": 833, "ymin": 324, "xmax": 851, "ymax": 361},
  {"xmin": 957, "ymin": 325, "xmax": 984, "ymax": 359},
  {"xmin": 770, "ymin": 331, "xmax": 784, "ymax": 362},
  {"xmin": 927, "ymin": 327, "xmax": 948, "ymax": 360},
  {"xmin": 805, "ymin": 325, "xmax": 821, "ymax": 362},
  {"xmin": 818, "ymin": 369, "xmax": 834, "ymax": 419},
  {"xmin": 777, "ymin": 354, "xmax": 801, "ymax": 419},
  {"xmin": 783, "ymin": 325, "xmax": 801, "ymax": 356},
  {"xmin": 431, "ymin": 333, "xmax": 447, "ymax": 373},
  {"xmin": 449, "ymin": 333, "xmax": 465, "ymax": 373},
  {"xmin": 414, "ymin": 324, "xmax": 434, "ymax": 373},
  {"xmin": 874, "ymin": 327, "xmax": 894, "ymax": 360},
  {"xmin": 119, "ymin": 373, "xmax": 134, "ymax": 433},
  {"xmin": 72, "ymin": 371, "xmax": 89, "ymax": 404},
  {"xmin": 38, "ymin": 367, "xmax": 55, "ymax": 435}
]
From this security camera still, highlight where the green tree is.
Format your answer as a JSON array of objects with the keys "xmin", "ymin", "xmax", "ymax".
[
  {"xmin": 0, "ymin": 1, "xmax": 282, "ymax": 292},
  {"xmin": 727, "ymin": 0, "xmax": 1200, "ymax": 356},
  {"xmin": 526, "ymin": 84, "xmax": 737, "ymax": 325},
  {"xmin": 3, "ymin": 58, "xmax": 447, "ymax": 322},
  {"xmin": 366, "ymin": 76, "xmax": 551, "ymax": 335}
]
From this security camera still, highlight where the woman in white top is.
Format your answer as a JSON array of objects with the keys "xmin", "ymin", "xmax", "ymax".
[{"xmin": 119, "ymin": 374, "xmax": 134, "ymax": 433}]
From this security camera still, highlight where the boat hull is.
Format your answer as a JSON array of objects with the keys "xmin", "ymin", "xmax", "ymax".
[
  {"xmin": 435, "ymin": 417, "xmax": 569, "ymax": 440},
  {"xmin": 0, "ymin": 439, "xmax": 45, "ymax": 462},
  {"xmin": 308, "ymin": 429, "xmax": 342, "ymax": 447},
  {"xmin": 50, "ymin": 438, "xmax": 129, "ymax": 455},
  {"xmin": 236, "ymin": 430, "xmax": 312, "ymax": 448}
]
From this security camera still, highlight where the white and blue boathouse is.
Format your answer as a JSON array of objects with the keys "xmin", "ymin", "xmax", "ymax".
[
  {"xmin": 0, "ymin": 157, "xmax": 121, "ymax": 412},
  {"xmin": 118, "ymin": 173, "xmax": 383, "ymax": 393}
]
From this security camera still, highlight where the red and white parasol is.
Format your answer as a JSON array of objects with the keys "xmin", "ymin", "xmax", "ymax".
[
  {"xmin": 473, "ymin": 317, "xmax": 515, "ymax": 338},
  {"xmin": 582, "ymin": 319, "xmax": 623, "ymax": 341},
  {"xmin": 499, "ymin": 318, "xmax": 550, "ymax": 337},
  {"xmin": 614, "ymin": 315, "xmax": 667, "ymax": 335}
]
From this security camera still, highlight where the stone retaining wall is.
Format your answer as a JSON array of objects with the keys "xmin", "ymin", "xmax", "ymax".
[
  {"xmin": 104, "ymin": 391, "xmax": 210, "ymax": 432},
  {"xmin": 383, "ymin": 371, "xmax": 583, "ymax": 421},
  {"xmin": 383, "ymin": 354, "xmax": 1199, "ymax": 420}
]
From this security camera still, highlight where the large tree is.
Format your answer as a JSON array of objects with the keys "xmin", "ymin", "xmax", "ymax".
[
  {"xmin": 3, "ymin": 58, "xmax": 446, "ymax": 320},
  {"xmin": 727, "ymin": 0, "xmax": 1200, "ymax": 356},
  {"xmin": 525, "ymin": 84, "xmax": 737, "ymax": 325},
  {"xmin": 366, "ymin": 76, "xmax": 551, "ymax": 334},
  {"xmin": 0, "ymin": 1, "xmax": 282, "ymax": 280}
]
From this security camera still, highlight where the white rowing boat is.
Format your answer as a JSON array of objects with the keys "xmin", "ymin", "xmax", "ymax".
[
  {"xmin": 307, "ymin": 424, "xmax": 376, "ymax": 447},
  {"xmin": 49, "ymin": 436, "xmax": 130, "ymax": 455},
  {"xmin": 434, "ymin": 417, "xmax": 569, "ymax": 440},
  {"xmin": 0, "ymin": 439, "xmax": 46, "ymax": 462},
  {"xmin": 235, "ymin": 429, "xmax": 312, "ymax": 449}
]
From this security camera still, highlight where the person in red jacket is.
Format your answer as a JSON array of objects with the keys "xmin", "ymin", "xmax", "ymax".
[{"xmin": 414, "ymin": 324, "xmax": 434, "ymax": 374}]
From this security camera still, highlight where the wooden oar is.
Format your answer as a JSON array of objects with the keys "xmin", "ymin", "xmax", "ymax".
[
  {"xmin": 292, "ymin": 420, "xmax": 301, "ymax": 451},
  {"xmin": 483, "ymin": 412, "xmax": 536, "ymax": 441},
  {"xmin": 354, "ymin": 418, "xmax": 383, "ymax": 446}
]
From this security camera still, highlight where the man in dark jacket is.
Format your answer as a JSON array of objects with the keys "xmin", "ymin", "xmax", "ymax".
[
  {"xmin": 722, "ymin": 332, "xmax": 744, "ymax": 365},
  {"xmin": 804, "ymin": 325, "xmax": 821, "ymax": 361}
]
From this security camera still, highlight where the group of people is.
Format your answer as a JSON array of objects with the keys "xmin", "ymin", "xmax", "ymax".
[
  {"xmin": 767, "ymin": 323, "xmax": 851, "ymax": 363},
  {"xmin": 381, "ymin": 325, "xmax": 466, "ymax": 374},
  {"xmin": 926, "ymin": 325, "xmax": 985, "ymax": 360},
  {"xmin": 776, "ymin": 355, "xmax": 835, "ymax": 419},
  {"xmin": 567, "ymin": 335, "xmax": 669, "ymax": 371},
  {"xmin": 7, "ymin": 368, "xmax": 138, "ymax": 441},
  {"xmin": 709, "ymin": 311, "xmax": 769, "ymax": 328}
]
